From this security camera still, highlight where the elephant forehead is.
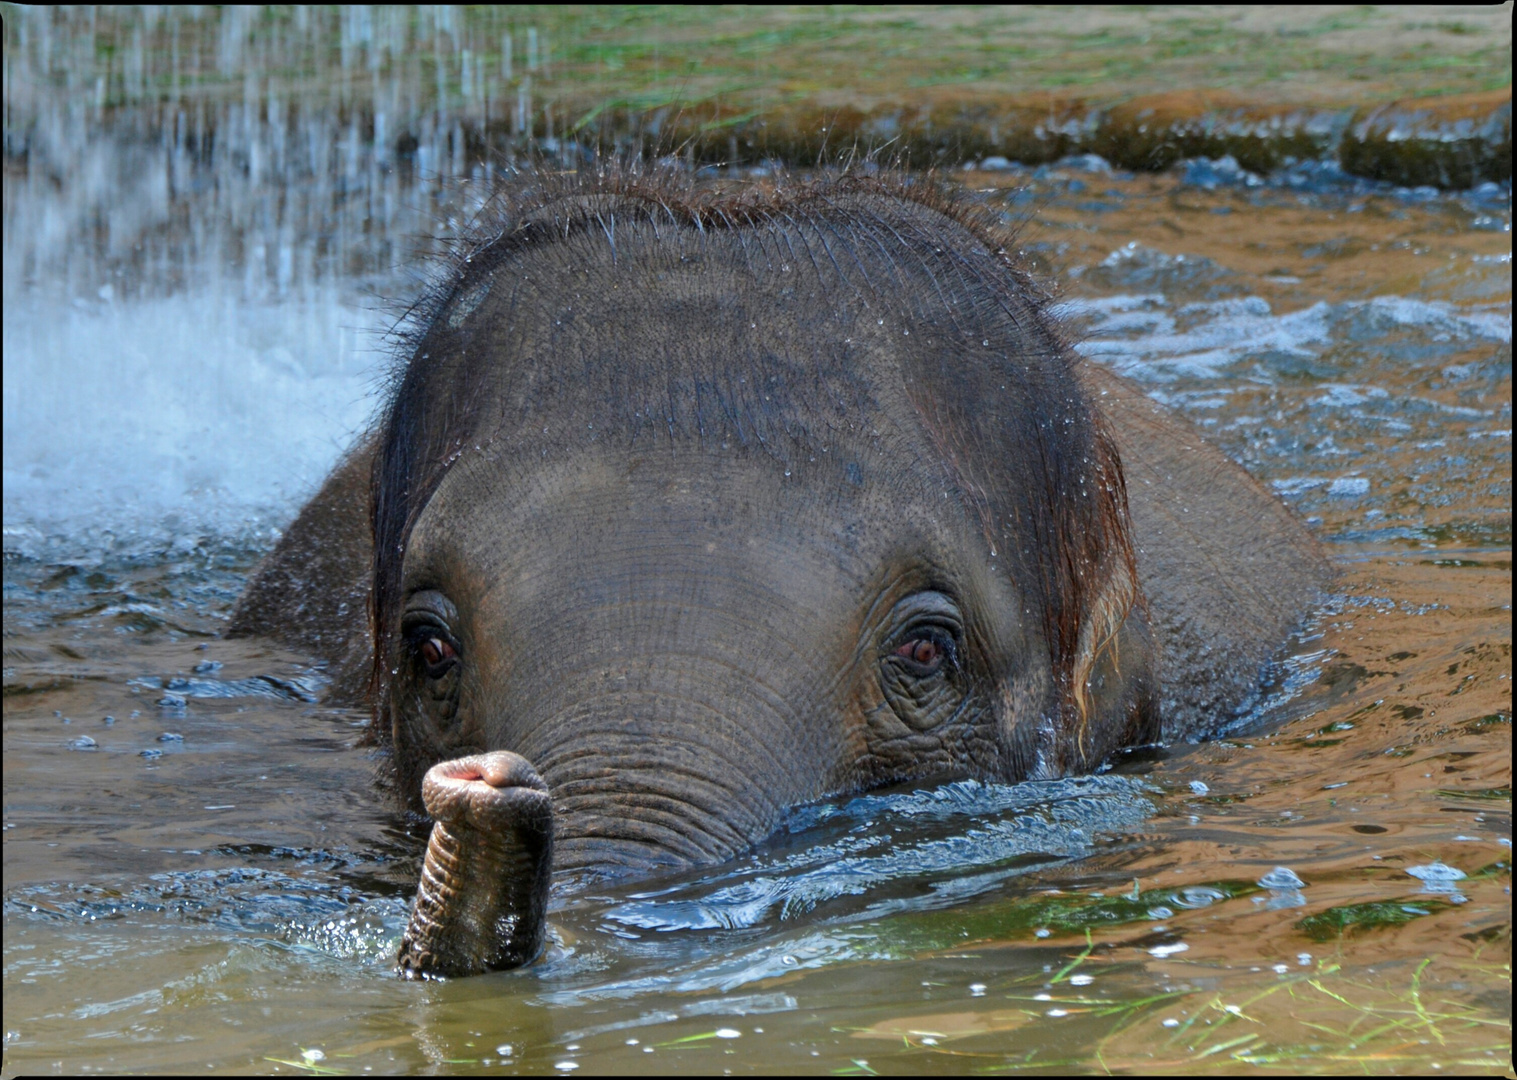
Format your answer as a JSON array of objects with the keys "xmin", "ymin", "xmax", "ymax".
[
  {"xmin": 406, "ymin": 439, "xmax": 973, "ymax": 624},
  {"xmin": 433, "ymin": 240, "xmax": 909, "ymax": 464}
]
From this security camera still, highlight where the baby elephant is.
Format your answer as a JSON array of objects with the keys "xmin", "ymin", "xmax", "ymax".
[{"xmin": 230, "ymin": 170, "xmax": 1328, "ymax": 977}]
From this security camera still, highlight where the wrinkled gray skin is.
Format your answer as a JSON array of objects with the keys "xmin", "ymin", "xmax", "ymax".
[{"xmin": 229, "ymin": 179, "xmax": 1329, "ymax": 978}]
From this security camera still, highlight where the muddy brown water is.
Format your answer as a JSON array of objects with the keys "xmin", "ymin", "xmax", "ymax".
[{"xmin": 3, "ymin": 164, "xmax": 1511, "ymax": 1074}]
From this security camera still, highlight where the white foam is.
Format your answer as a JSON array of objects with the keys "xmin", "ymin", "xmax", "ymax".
[
  {"xmin": 1069, "ymin": 293, "xmax": 1511, "ymax": 386},
  {"xmin": 2, "ymin": 288, "xmax": 389, "ymax": 559}
]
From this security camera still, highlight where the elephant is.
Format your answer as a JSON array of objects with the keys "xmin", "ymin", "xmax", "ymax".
[{"xmin": 228, "ymin": 169, "xmax": 1329, "ymax": 978}]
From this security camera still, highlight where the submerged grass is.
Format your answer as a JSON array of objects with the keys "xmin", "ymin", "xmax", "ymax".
[
  {"xmin": 1294, "ymin": 899, "xmax": 1454, "ymax": 942},
  {"xmin": 991, "ymin": 957, "xmax": 1505, "ymax": 1072},
  {"xmin": 879, "ymin": 878, "xmax": 1262, "ymax": 956},
  {"xmin": 843, "ymin": 908, "xmax": 1510, "ymax": 1073}
]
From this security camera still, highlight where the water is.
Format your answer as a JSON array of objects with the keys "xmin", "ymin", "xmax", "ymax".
[{"xmin": 3, "ymin": 11, "xmax": 1511, "ymax": 1076}]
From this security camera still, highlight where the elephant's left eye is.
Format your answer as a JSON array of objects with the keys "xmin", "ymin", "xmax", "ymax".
[
  {"xmin": 890, "ymin": 630, "xmax": 956, "ymax": 676},
  {"xmin": 895, "ymin": 637, "xmax": 943, "ymax": 669}
]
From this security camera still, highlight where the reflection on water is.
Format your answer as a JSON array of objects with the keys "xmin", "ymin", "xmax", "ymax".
[{"xmin": 2, "ymin": 11, "xmax": 1511, "ymax": 1077}]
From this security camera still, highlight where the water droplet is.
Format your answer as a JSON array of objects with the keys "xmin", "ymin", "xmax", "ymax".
[
  {"xmin": 157, "ymin": 732, "xmax": 184, "ymax": 742},
  {"xmin": 139, "ymin": 748, "xmax": 163, "ymax": 760},
  {"xmin": 69, "ymin": 735, "xmax": 98, "ymax": 750},
  {"xmin": 496, "ymin": 1045, "xmax": 514, "ymax": 1057},
  {"xmin": 969, "ymin": 983, "xmax": 986, "ymax": 996},
  {"xmin": 1046, "ymin": 1008, "xmax": 1068, "ymax": 1017},
  {"xmin": 714, "ymin": 1029, "xmax": 740, "ymax": 1039},
  {"xmin": 1189, "ymin": 780, "xmax": 1209, "ymax": 795},
  {"xmin": 1148, "ymin": 942, "xmax": 1188, "ymax": 958},
  {"xmin": 1069, "ymin": 974, "xmax": 1093, "ymax": 986},
  {"xmin": 1162, "ymin": 1018, "xmax": 1180, "ymax": 1028}
]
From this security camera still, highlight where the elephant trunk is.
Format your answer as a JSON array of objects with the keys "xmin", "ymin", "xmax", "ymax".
[{"xmin": 397, "ymin": 752, "xmax": 554, "ymax": 978}]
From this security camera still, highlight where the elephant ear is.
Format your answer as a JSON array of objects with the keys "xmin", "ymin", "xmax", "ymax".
[
  {"xmin": 1045, "ymin": 428, "xmax": 1162, "ymax": 776},
  {"xmin": 1077, "ymin": 360, "xmax": 1332, "ymax": 743},
  {"xmin": 1066, "ymin": 554, "xmax": 1161, "ymax": 770},
  {"xmin": 227, "ymin": 431, "xmax": 378, "ymax": 707}
]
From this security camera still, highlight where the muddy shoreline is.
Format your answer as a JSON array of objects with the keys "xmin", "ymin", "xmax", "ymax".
[
  {"xmin": 6, "ymin": 85, "xmax": 1510, "ymax": 191},
  {"xmin": 564, "ymin": 87, "xmax": 1513, "ymax": 189}
]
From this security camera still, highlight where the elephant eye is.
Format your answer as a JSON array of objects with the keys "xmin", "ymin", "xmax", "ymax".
[
  {"xmin": 409, "ymin": 632, "xmax": 459, "ymax": 677},
  {"xmin": 891, "ymin": 630, "xmax": 955, "ymax": 676},
  {"xmin": 402, "ymin": 592, "xmax": 461, "ymax": 679},
  {"xmin": 896, "ymin": 638, "xmax": 941, "ymax": 667},
  {"xmin": 419, "ymin": 637, "xmax": 455, "ymax": 667}
]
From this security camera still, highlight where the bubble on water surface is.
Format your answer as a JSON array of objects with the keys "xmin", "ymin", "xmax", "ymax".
[
  {"xmin": 1257, "ymin": 866, "xmax": 1306, "ymax": 890},
  {"xmin": 1188, "ymin": 781, "xmax": 1209, "ymax": 795},
  {"xmin": 1406, "ymin": 863, "xmax": 1467, "ymax": 896},
  {"xmin": 1172, "ymin": 886, "xmax": 1227, "ymax": 909}
]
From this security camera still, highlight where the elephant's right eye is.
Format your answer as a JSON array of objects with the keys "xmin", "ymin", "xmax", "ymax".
[
  {"xmin": 419, "ymin": 636, "xmax": 456, "ymax": 669},
  {"xmin": 404, "ymin": 614, "xmax": 461, "ymax": 679}
]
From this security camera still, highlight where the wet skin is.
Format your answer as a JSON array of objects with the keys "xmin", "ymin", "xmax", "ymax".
[{"xmin": 230, "ymin": 175, "xmax": 1329, "ymax": 977}]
